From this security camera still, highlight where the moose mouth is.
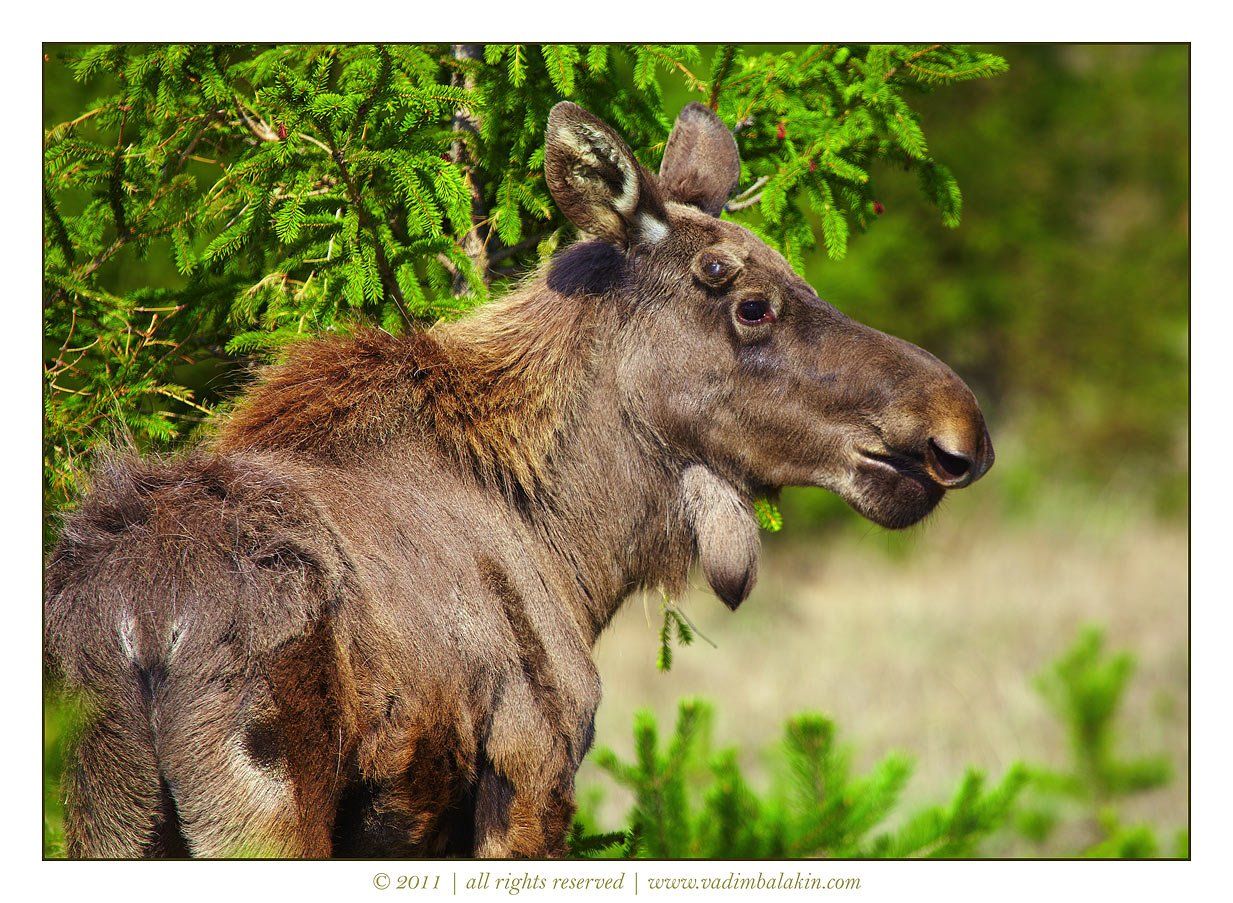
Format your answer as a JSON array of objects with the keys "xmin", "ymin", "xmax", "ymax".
[{"xmin": 847, "ymin": 449, "xmax": 947, "ymax": 529}]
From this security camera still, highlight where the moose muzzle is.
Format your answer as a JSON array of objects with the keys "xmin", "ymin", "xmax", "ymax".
[{"xmin": 832, "ymin": 320, "xmax": 994, "ymax": 528}]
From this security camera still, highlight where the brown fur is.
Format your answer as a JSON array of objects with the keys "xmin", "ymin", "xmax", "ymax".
[
  {"xmin": 45, "ymin": 102, "xmax": 993, "ymax": 859},
  {"xmin": 218, "ymin": 288, "xmax": 597, "ymax": 496}
]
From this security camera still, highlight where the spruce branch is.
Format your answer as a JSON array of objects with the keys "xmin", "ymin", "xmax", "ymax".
[
  {"xmin": 107, "ymin": 110, "xmax": 130, "ymax": 239},
  {"xmin": 234, "ymin": 98, "xmax": 280, "ymax": 142},
  {"xmin": 41, "ymin": 41, "xmax": 1007, "ymax": 522},
  {"xmin": 883, "ymin": 44, "xmax": 943, "ymax": 82},
  {"xmin": 166, "ymin": 108, "xmax": 225, "ymax": 175},
  {"xmin": 349, "ymin": 44, "xmax": 392, "ymax": 143},
  {"xmin": 448, "ymin": 43, "xmax": 488, "ymax": 295},
  {"xmin": 638, "ymin": 44, "xmax": 706, "ymax": 94},
  {"xmin": 42, "ymin": 106, "xmax": 105, "ymax": 144},
  {"xmin": 294, "ymin": 132, "xmax": 334, "ymax": 156},
  {"xmin": 708, "ymin": 45, "xmax": 738, "ymax": 110},
  {"xmin": 43, "ymin": 187, "xmax": 75, "ymax": 265},
  {"xmin": 324, "ymin": 132, "xmax": 414, "ymax": 330}
]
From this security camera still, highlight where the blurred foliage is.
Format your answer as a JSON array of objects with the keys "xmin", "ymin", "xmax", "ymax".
[
  {"xmin": 784, "ymin": 44, "xmax": 1189, "ymax": 528},
  {"xmin": 42, "ymin": 42, "xmax": 1005, "ymax": 529},
  {"xmin": 1014, "ymin": 625, "xmax": 1185, "ymax": 858},
  {"xmin": 42, "ymin": 685, "xmax": 85, "ymax": 859}
]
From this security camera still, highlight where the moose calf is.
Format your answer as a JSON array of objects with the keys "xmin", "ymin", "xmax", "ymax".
[{"xmin": 45, "ymin": 102, "xmax": 993, "ymax": 858}]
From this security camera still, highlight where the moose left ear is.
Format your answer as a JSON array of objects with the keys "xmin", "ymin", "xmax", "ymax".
[
  {"xmin": 545, "ymin": 102, "xmax": 669, "ymax": 247},
  {"xmin": 659, "ymin": 103, "xmax": 742, "ymax": 216}
]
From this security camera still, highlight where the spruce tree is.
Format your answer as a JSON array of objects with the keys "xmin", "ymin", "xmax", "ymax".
[{"xmin": 574, "ymin": 698, "xmax": 1027, "ymax": 858}]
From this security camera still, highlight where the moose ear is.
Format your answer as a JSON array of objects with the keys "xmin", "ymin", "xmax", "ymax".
[
  {"xmin": 658, "ymin": 102, "xmax": 741, "ymax": 217},
  {"xmin": 545, "ymin": 102, "xmax": 669, "ymax": 247}
]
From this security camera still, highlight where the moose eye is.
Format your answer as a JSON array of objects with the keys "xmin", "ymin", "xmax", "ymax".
[{"xmin": 736, "ymin": 298, "xmax": 776, "ymax": 326}]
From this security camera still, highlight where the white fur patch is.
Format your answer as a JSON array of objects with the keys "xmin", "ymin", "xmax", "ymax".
[
  {"xmin": 637, "ymin": 213, "xmax": 669, "ymax": 244},
  {"xmin": 166, "ymin": 617, "xmax": 187, "ymax": 664},
  {"xmin": 118, "ymin": 615, "xmax": 138, "ymax": 663},
  {"xmin": 611, "ymin": 162, "xmax": 637, "ymax": 216}
]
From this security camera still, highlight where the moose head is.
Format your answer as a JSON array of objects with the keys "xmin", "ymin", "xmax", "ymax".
[{"xmin": 544, "ymin": 101, "xmax": 993, "ymax": 597}]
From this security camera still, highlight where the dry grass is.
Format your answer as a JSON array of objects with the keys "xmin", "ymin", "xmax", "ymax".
[{"xmin": 583, "ymin": 489, "xmax": 1189, "ymax": 843}]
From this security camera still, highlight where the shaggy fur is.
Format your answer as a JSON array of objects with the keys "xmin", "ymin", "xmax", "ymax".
[
  {"xmin": 218, "ymin": 285, "xmax": 599, "ymax": 498},
  {"xmin": 45, "ymin": 102, "xmax": 993, "ymax": 859}
]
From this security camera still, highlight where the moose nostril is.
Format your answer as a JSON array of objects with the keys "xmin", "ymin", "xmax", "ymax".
[{"xmin": 926, "ymin": 438, "xmax": 973, "ymax": 484}]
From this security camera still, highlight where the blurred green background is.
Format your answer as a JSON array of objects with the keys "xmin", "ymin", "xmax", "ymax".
[
  {"xmin": 43, "ymin": 44, "xmax": 1189, "ymax": 857},
  {"xmin": 789, "ymin": 43, "xmax": 1188, "ymax": 527}
]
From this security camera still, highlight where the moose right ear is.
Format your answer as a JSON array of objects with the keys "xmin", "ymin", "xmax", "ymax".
[
  {"xmin": 658, "ymin": 102, "xmax": 741, "ymax": 216},
  {"xmin": 545, "ymin": 102, "xmax": 669, "ymax": 248}
]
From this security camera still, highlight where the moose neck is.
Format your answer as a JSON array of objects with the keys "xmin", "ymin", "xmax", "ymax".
[
  {"xmin": 215, "ymin": 272, "xmax": 697, "ymax": 644},
  {"xmin": 446, "ymin": 285, "xmax": 695, "ymax": 644},
  {"xmin": 538, "ymin": 365, "xmax": 695, "ymax": 645}
]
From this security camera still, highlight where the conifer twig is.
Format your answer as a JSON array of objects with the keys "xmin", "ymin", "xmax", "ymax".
[
  {"xmin": 168, "ymin": 109, "xmax": 224, "ymax": 174},
  {"xmin": 639, "ymin": 44, "xmax": 706, "ymax": 94},
  {"xmin": 43, "ymin": 106, "xmax": 105, "ymax": 144},
  {"xmin": 725, "ymin": 193, "xmax": 764, "ymax": 213},
  {"xmin": 295, "ymin": 132, "xmax": 334, "ymax": 156},
  {"xmin": 884, "ymin": 44, "xmax": 943, "ymax": 81},
  {"xmin": 664, "ymin": 599, "xmax": 717, "ymax": 649},
  {"xmin": 234, "ymin": 98, "xmax": 279, "ymax": 142},
  {"xmin": 708, "ymin": 45, "xmax": 738, "ymax": 110},
  {"xmin": 724, "ymin": 175, "xmax": 769, "ymax": 213},
  {"xmin": 108, "ymin": 110, "xmax": 130, "ymax": 239}
]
